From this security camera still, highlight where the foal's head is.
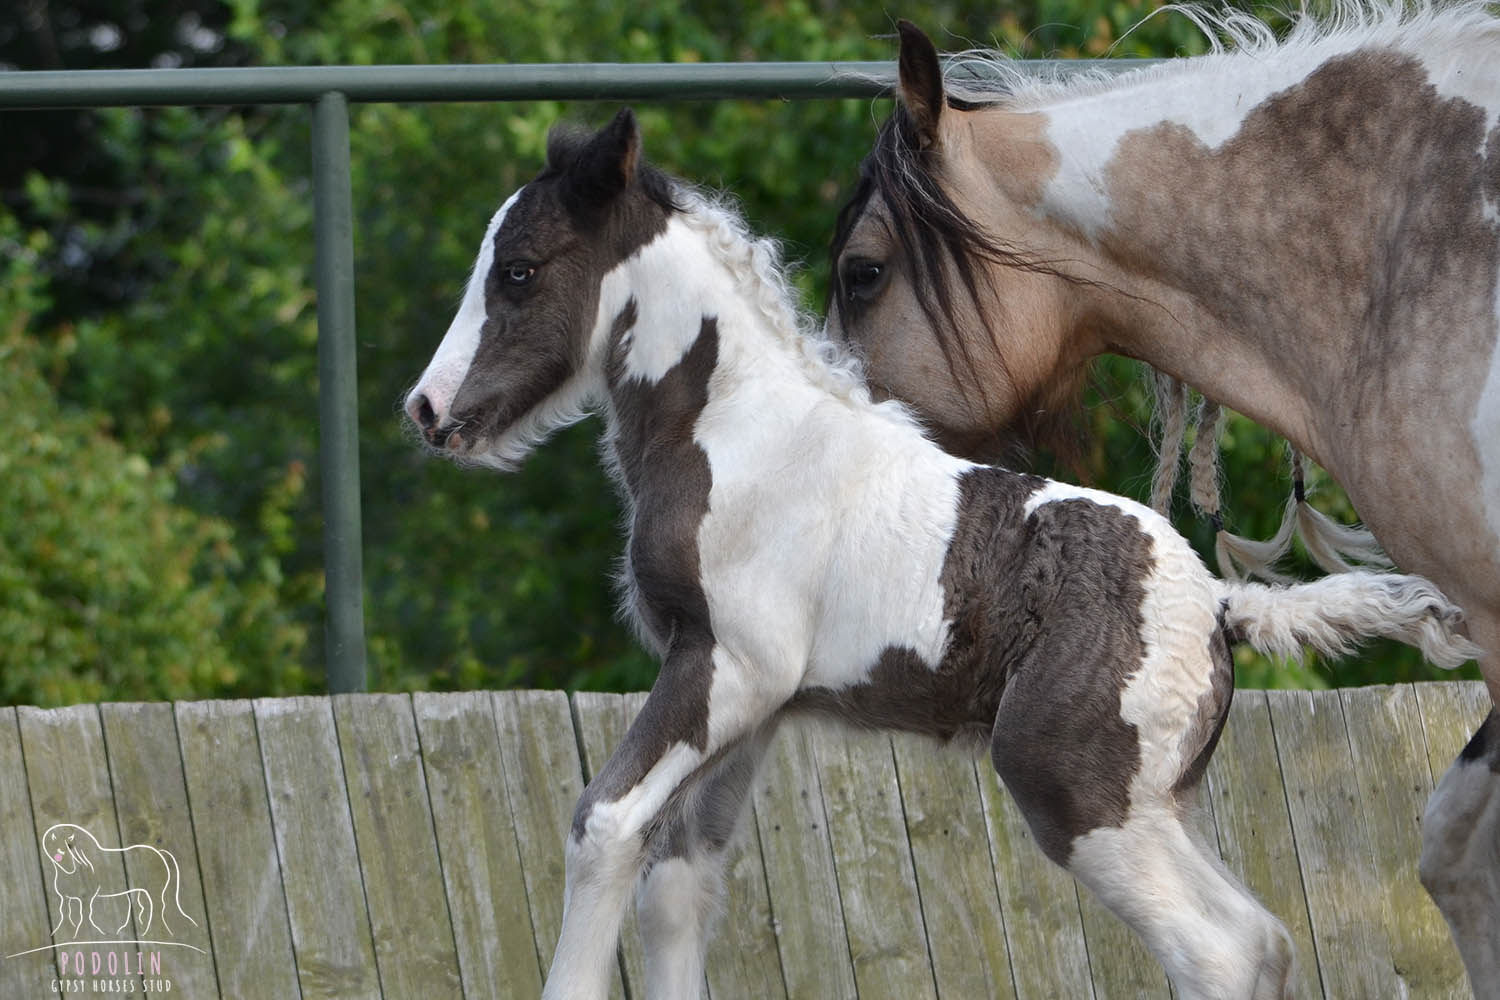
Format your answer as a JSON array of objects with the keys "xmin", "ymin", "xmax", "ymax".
[
  {"xmin": 405, "ymin": 110, "xmax": 677, "ymax": 469},
  {"xmin": 828, "ymin": 22, "xmax": 1085, "ymax": 459}
]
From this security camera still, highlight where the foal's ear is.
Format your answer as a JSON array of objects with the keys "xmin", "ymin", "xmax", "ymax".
[
  {"xmin": 568, "ymin": 108, "xmax": 641, "ymax": 205},
  {"xmin": 896, "ymin": 20, "xmax": 943, "ymax": 152}
]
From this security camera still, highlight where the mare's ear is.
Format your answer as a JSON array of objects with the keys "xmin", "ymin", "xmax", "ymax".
[
  {"xmin": 897, "ymin": 20, "xmax": 943, "ymax": 151},
  {"xmin": 567, "ymin": 108, "xmax": 641, "ymax": 207}
]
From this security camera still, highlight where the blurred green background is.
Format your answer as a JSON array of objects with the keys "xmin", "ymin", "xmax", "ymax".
[{"xmin": 2, "ymin": 0, "xmax": 1475, "ymax": 706}]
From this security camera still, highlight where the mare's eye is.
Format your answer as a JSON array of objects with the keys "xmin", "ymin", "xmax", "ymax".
[
  {"xmin": 841, "ymin": 258, "xmax": 884, "ymax": 301},
  {"xmin": 502, "ymin": 261, "xmax": 538, "ymax": 286}
]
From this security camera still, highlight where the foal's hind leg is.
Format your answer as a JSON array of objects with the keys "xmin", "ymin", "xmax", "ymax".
[
  {"xmin": 635, "ymin": 723, "xmax": 778, "ymax": 1000},
  {"xmin": 1421, "ymin": 707, "xmax": 1500, "ymax": 1000},
  {"xmin": 991, "ymin": 605, "xmax": 1292, "ymax": 999},
  {"xmin": 1065, "ymin": 799, "xmax": 1294, "ymax": 999}
]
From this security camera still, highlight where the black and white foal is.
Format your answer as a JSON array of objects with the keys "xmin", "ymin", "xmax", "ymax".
[{"xmin": 405, "ymin": 111, "xmax": 1481, "ymax": 1000}]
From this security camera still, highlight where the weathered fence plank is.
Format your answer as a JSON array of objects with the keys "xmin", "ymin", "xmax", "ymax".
[
  {"xmin": 491, "ymin": 689, "xmax": 602, "ymax": 993},
  {"xmin": 332, "ymin": 693, "xmax": 462, "ymax": 998},
  {"xmin": 752, "ymin": 722, "xmax": 859, "ymax": 1000},
  {"xmin": 255, "ymin": 696, "xmax": 380, "ymax": 1000},
  {"xmin": 20, "ymin": 703, "xmax": 145, "ymax": 993},
  {"xmin": 809, "ymin": 725, "xmax": 937, "ymax": 1000},
  {"xmin": 176, "ymin": 699, "xmax": 300, "ymax": 1000},
  {"xmin": 706, "ymin": 792, "xmax": 788, "ymax": 1000},
  {"xmin": 1341, "ymin": 684, "xmax": 1468, "ymax": 998},
  {"xmin": 5, "ymin": 681, "xmax": 1489, "ymax": 999},
  {"xmin": 1268, "ymin": 689, "xmax": 1400, "ymax": 998},
  {"xmin": 0, "ymin": 707, "xmax": 58, "ymax": 996},
  {"xmin": 974, "ymin": 764, "xmax": 1096, "ymax": 1000},
  {"xmin": 413, "ymin": 690, "xmax": 545, "ymax": 1000},
  {"xmin": 99, "ymin": 701, "xmax": 218, "ymax": 996},
  {"xmin": 1414, "ymin": 680, "xmax": 1497, "ymax": 781},
  {"xmin": 1203, "ymin": 690, "xmax": 1322, "ymax": 999},
  {"xmin": 889, "ymin": 733, "xmax": 1018, "ymax": 1000}
]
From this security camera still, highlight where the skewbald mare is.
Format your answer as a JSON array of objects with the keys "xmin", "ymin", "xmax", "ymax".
[{"xmin": 827, "ymin": 6, "xmax": 1500, "ymax": 991}]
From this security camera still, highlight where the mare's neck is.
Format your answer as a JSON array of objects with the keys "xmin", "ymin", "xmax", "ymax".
[{"xmin": 994, "ymin": 49, "xmax": 1403, "ymax": 465}]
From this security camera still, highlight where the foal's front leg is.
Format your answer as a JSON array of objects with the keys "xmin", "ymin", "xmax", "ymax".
[
  {"xmin": 542, "ymin": 640, "xmax": 781, "ymax": 1000},
  {"xmin": 635, "ymin": 722, "xmax": 778, "ymax": 1000}
]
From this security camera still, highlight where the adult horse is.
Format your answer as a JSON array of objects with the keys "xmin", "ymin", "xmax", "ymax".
[{"xmin": 826, "ymin": 2, "xmax": 1500, "ymax": 993}]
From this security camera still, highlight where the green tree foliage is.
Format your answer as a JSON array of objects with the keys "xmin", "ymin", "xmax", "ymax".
[
  {"xmin": 0, "ymin": 211, "xmax": 308, "ymax": 704},
  {"xmin": 2, "ymin": 0, "xmax": 1476, "ymax": 704}
]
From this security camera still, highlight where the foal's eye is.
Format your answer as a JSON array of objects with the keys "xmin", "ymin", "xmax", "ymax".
[
  {"xmin": 502, "ymin": 261, "xmax": 538, "ymax": 286},
  {"xmin": 841, "ymin": 258, "xmax": 885, "ymax": 301}
]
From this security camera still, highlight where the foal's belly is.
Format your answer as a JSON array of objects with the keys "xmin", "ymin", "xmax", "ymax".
[{"xmin": 787, "ymin": 643, "xmax": 1005, "ymax": 747}]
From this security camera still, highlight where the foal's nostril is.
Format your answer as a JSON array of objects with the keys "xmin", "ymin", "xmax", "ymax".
[{"xmin": 408, "ymin": 392, "xmax": 438, "ymax": 432}]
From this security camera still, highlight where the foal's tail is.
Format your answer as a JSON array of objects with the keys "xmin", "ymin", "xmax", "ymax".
[{"xmin": 1217, "ymin": 572, "xmax": 1483, "ymax": 669}]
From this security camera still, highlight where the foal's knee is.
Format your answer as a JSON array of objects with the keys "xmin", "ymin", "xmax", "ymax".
[
  {"xmin": 566, "ymin": 793, "xmax": 648, "ymax": 886},
  {"xmin": 636, "ymin": 853, "xmax": 727, "ymax": 1000}
]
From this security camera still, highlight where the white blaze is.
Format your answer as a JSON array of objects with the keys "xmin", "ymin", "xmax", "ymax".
[{"xmin": 407, "ymin": 188, "xmax": 522, "ymax": 423}]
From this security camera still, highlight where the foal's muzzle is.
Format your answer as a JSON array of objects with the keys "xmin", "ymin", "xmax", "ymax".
[{"xmin": 406, "ymin": 392, "xmax": 468, "ymax": 451}]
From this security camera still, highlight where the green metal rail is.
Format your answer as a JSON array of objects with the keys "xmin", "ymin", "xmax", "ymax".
[{"xmin": 0, "ymin": 59, "xmax": 1148, "ymax": 693}]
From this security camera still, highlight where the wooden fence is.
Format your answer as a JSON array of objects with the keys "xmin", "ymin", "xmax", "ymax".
[{"xmin": 0, "ymin": 682, "xmax": 1491, "ymax": 999}]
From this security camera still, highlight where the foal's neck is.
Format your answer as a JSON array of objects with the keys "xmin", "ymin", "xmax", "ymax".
[{"xmin": 602, "ymin": 215, "xmax": 828, "ymax": 488}]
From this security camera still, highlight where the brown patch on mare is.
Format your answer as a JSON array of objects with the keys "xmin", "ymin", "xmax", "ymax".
[
  {"xmin": 1486, "ymin": 121, "xmax": 1500, "ymax": 207},
  {"xmin": 962, "ymin": 109, "xmax": 1059, "ymax": 214},
  {"xmin": 939, "ymin": 113, "xmax": 1097, "ymax": 470},
  {"xmin": 830, "ymin": 101, "xmax": 1092, "ymax": 470},
  {"xmin": 572, "ymin": 314, "xmax": 719, "ymax": 837},
  {"xmin": 1100, "ymin": 50, "xmax": 1500, "ymax": 588}
]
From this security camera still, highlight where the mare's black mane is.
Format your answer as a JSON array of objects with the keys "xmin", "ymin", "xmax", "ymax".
[{"xmin": 829, "ymin": 101, "xmax": 1097, "ymax": 463}]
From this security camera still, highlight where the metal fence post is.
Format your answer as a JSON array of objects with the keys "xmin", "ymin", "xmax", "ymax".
[{"xmin": 311, "ymin": 91, "xmax": 367, "ymax": 692}]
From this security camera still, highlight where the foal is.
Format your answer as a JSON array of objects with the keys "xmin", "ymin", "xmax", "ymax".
[{"xmin": 405, "ymin": 111, "xmax": 1479, "ymax": 1000}]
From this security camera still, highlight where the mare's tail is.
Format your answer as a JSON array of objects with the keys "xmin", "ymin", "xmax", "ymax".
[{"xmin": 1217, "ymin": 572, "xmax": 1482, "ymax": 668}]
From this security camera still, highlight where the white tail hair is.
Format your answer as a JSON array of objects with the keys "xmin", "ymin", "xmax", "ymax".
[{"xmin": 1218, "ymin": 571, "xmax": 1482, "ymax": 669}]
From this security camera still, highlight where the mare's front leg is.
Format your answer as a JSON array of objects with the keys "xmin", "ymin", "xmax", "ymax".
[
  {"xmin": 1421, "ymin": 657, "xmax": 1500, "ymax": 1000},
  {"xmin": 1420, "ymin": 608, "xmax": 1500, "ymax": 1000},
  {"xmin": 542, "ymin": 638, "xmax": 782, "ymax": 1000}
]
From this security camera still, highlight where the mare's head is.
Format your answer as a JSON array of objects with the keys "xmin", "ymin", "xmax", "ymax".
[
  {"xmin": 829, "ymin": 22, "xmax": 1084, "ymax": 458},
  {"xmin": 405, "ymin": 109, "xmax": 678, "ymax": 469}
]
